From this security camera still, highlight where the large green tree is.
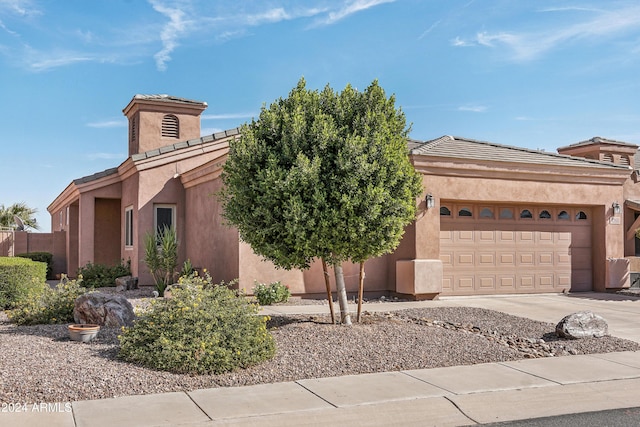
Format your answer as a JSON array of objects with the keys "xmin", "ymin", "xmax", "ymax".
[
  {"xmin": 0, "ymin": 202, "xmax": 39, "ymax": 230},
  {"xmin": 220, "ymin": 78, "xmax": 422, "ymax": 324}
]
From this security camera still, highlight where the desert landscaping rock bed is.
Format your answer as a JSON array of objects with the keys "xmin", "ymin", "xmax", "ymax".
[{"xmin": 0, "ymin": 303, "xmax": 638, "ymax": 405}]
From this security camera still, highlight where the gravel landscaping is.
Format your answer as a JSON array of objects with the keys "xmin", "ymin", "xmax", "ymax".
[{"xmin": 0, "ymin": 294, "xmax": 638, "ymax": 405}]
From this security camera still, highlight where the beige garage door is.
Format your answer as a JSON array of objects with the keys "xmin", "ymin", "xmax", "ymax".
[{"xmin": 440, "ymin": 204, "xmax": 592, "ymax": 295}]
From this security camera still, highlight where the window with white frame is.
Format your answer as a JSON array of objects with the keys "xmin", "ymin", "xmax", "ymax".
[
  {"xmin": 125, "ymin": 206, "xmax": 134, "ymax": 248},
  {"xmin": 154, "ymin": 204, "xmax": 176, "ymax": 237}
]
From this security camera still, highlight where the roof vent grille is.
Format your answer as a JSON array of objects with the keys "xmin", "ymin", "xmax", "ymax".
[{"xmin": 162, "ymin": 114, "xmax": 179, "ymax": 138}]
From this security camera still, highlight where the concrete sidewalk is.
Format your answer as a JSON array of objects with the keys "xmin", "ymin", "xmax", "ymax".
[{"xmin": 3, "ymin": 293, "xmax": 640, "ymax": 427}]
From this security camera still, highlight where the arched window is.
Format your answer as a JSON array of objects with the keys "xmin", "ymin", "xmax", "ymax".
[
  {"xmin": 480, "ymin": 208, "xmax": 494, "ymax": 219},
  {"xmin": 602, "ymin": 153, "xmax": 613, "ymax": 163},
  {"xmin": 162, "ymin": 114, "xmax": 179, "ymax": 138},
  {"xmin": 458, "ymin": 208, "xmax": 473, "ymax": 217},
  {"xmin": 520, "ymin": 209, "xmax": 533, "ymax": 219},
  {"xmin": 539, "ymin": 210, "xmax": 551, "ymax": 219},
  {"xmin": 499, "ymin": 208, "xmax": 514, "ymax": 219},
  {"xmin": 558, "ymin": 210, "xmax": 570, "ymax": 220},
  {"xmin": 440, "ymin": 206, "xmax": 451, "ymax": 216},
  {"xmin": 576, "ymin": 211, "xmax": 588, "ymax": 220}
]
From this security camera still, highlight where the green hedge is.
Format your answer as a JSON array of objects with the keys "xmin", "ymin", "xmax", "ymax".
[
  {"xmin": 77, "ymin": 260, "xmax": 131, "ymax": 288},
  {"xmin": 16, "ymin": 252, "xmax": 53, "ymax": 280},
  {"xmin": 0, "ymin": 257, "xmax": 47, "ymax": 309}
]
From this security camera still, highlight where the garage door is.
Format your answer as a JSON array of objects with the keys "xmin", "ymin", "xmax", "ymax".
[{"xmin": 440, "ymin": 204, "xmax": 592, "ymax": 295}]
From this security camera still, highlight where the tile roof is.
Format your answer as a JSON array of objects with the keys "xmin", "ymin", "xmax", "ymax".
[
  {"xmin": 73, "ymin": 167, "xmax": 119, "ymax": 185},
  {"xmin": 131, "ymin": 127, "xmax": 239, "ymax": 161},
  {"xmin": 131, "ymin": 94, "xmax": 207, "ymax": 106},
  {"xmin": 71, "ymin": 128, "xmax": 240, "ymax": 186},
  {"xmin": 557, "ymin": 136, "xmax": 639, "ymax": 150},
  {"xmin": 410, "ymin": 135, "xmax": 630, "ymax": 170}
]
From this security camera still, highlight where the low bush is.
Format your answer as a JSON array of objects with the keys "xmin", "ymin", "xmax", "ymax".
[
  {"xmin": 253, "ymin": 281, "xmax": 291, "ymax": 305},
  {"xmin": 16, "ymin": 252, "xmax": 54, "ymax": 280},
  {"xmin": 0, "ymin": 257, "xmax": 47, "ymax": 309},
  {"xmin": 118, "ymin": 278, "xmax": 275, "ymax": 374},
  {"xmin": 77, "ymin": 260, "xmax": 131, "ymax": 288},
  {"xmin": 8, "ymin": 276, "xmax": 87, "ymax": 325}
]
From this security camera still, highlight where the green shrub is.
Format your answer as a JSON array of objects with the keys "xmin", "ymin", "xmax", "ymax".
[
  {"xmin": 77, "ymin": 260, "xmax": 131, "ymax": 288},
  {"xmin": 144, "ymin": 226, "xmax": 178, "ymax": 297},
  {"xmin": 253, "ymin": 281, "xmax": 291, "ymax": 305},
  {"xmin": 0, "ymin": 257, "xmax": 47, "ymax": 309},
  {"xmin": 118, "ymin": 279, "xmax": 275, "ymax": 374},
  {"xmin": 8, "ymin": 276, "xmax": 87, "ymax": 325},
  {"xmin": 16, "ymin": 252, "xmax": 54, "ymax": 280}
]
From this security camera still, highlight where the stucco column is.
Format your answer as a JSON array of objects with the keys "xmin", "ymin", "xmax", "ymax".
[
  {"xmin": 78, "ymin": 193, "xmax": 95, "ymax": 270},
  {"xmin": 395, "ymin": 191, "xmax": 443, "ymax": 298}
]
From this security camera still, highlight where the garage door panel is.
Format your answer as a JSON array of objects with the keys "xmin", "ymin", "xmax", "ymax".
[
  {"xmin": 499, "ymin": 231, "xmax": 516, "ymax": 242},
  {"xmin": 498, "ymin": 275, "xmax": 516, "ymax": 290},
  {"xmin": 518, "ymin": 252, "xmax": 535, "ymax": 266},
  {"xmin": 518, "ymin": 273, "xmax": 535, "ymax": 289},
  {"xmin": 440, "ymin": 251, "xmax": 453, "ymax": 267},
  {"xmin": 456, "ymin": 276, "xmax": 474, "ymax": 291},
  {"xmin": 457, "ymin": 253, "xmax": 474, "ymax": 266},
  {"xmin": 537, "ymin": 252, "xmax": 554, "ymax": 265},
  {"xmin": 498, "ymin": 252, "xmax": 516, "ymax": 266},
  {"xmin": 440, "ymin": 205, "xmax": 592, "ymax": 295},
  {"xmin": 457, "ymin": 230, "xmax": 474, "ymax": 242},
  {"xmin": 478, "ymin": 252, "xmax": 495, "ymax": 266},
  {"xmin": 478, "ymin": 275, "xmax": 496, "ymax": 290},
  {"xmin": 517, "ymin": 231, "xmax": 535, "ymax": 244}
]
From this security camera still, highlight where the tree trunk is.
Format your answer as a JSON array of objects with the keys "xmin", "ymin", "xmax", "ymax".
[
  {"xmin": 321, "ymin": 258, "xmax": 336, "ymax": 324},
  {"xmin": 357, "ymin": 261, "xmax": 365, "ymax": 323},
  {"xmin": 333, "ymin": 262, "xmax": 352, "ymax": 325}
]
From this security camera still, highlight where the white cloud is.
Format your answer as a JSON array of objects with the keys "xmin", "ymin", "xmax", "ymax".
[
  {"xmin": 450, "ymin": 36, "xmax": 473, "ymax": 47},
  {"xmin": 87, "ymin": 119, "xmax": 127, "ymax": 128},
  {"xmin": 149, "ymin": 0, "xmax": 191, "ymax": 71},
  {"xmin": 314, "ymin": 0, "xmax": 395, "ymax": 26},
  {"xmin": 29, "ymin": 55, "xmax": 94, "ymax": 72},
  {"xmin": 458, "ymin": 105, "xmax": 487, "ymax": 113},
  {"xmin": 464, "ymin": 5, "xmax": 640, "ymax": 61},
  {"xmin": 0, "ymin": 0, "xmax": 40, "ymax": 16},
  {"xmin": 418, "ymin": 20, "xmax": 440, "ymax": 40}
]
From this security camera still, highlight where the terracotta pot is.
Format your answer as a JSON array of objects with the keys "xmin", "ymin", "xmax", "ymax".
[{"xmin": 68, "ymin": 324, "xmax": 100, "ymax": 343}]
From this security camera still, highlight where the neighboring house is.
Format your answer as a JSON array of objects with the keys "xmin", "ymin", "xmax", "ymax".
[{"xmin": 48, "ymin": 95, "xmax": 639, "ymax": 298}]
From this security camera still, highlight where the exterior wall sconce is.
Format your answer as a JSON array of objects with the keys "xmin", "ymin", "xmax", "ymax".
[
  {"xmin": 425, "ymin": 193, "xmax": 435, "ymax": 209},
  {"xmin": 612, "ymin": 201, "xmax": 621, "ymax": 215}
]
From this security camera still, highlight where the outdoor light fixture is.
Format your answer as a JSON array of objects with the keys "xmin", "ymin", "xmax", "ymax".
[
  {"xmin": 612, "ymin": 201, "xmax": 621, "ymax": 215},
  {"xmin": 426, "ymin": 193, "xmax": 435, "ymax": 209}
]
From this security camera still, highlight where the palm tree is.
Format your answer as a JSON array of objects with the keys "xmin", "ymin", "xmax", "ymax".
[{"xmin": 0, "ymin": 202, "xmax": 39, "ymax": 230}]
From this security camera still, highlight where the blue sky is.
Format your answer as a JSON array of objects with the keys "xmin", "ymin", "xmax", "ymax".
[{"xmin": 1, "ymin": 0, "xmax": 639, "ymax": 232}]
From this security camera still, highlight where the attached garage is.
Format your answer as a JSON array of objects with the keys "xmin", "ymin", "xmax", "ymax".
[{"xmin": 440, "ymin": 203, "xmax": 592, "ymax": 295}]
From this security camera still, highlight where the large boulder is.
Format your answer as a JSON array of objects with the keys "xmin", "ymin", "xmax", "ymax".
[
  {"xmin": 556, "ymin": 311, "xmax": 608, "ymax": 339},
  {"xmin": 73, "ymin": 292, "xmax": 135, "ymax": 327}
]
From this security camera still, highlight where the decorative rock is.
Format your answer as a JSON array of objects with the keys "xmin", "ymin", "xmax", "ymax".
[
  {"xmin": 115, "ymin": 276, "xmax": 138, "ymax": 292},
  {"xmin": 73, "ymin": 292, "xmax": 135, "ymax": 327},
  {"xmin": 555, "ymin": 311, "xmax": 608, "ymax": 339}
]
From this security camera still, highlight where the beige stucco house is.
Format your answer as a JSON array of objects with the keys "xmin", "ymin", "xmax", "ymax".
[{"xmin": 48, "ymin": 95, "xmax": 640, "ymax": 298}]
